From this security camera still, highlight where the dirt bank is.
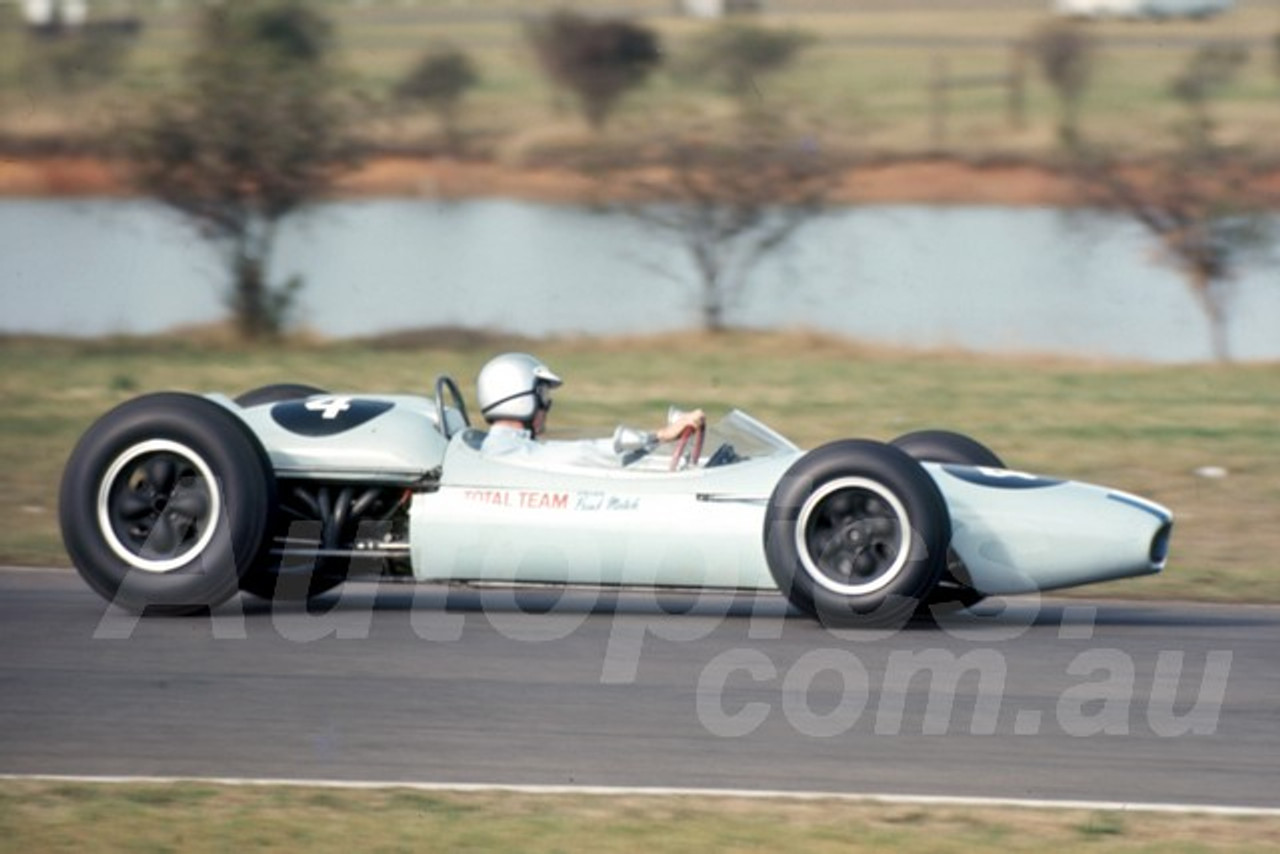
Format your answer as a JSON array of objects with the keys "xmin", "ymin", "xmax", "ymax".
[{"xmin": 0, "ymin": 153, "xmax": 1080, "ymax": 206}]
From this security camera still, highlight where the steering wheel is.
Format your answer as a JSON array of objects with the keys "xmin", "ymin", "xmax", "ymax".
[
  {"xmin": 669, "ymin": 423, "xmax": 705, "ymax": 472},
  {"xmin": 705, "ymin": 442, "xmax": 740, "ymax": 468},
  {"xmin": 434, "ymin": 375, "xmax": 471, "ymax": 440}
]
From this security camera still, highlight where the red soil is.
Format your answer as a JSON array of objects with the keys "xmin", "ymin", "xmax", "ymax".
[{"xmin": 0, "ymin": 153, "xmax": 1078, "ymax": 206}]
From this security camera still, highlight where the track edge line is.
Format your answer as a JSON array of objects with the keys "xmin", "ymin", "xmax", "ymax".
[{"xmin": 1, "ymin": 774, "xmax": 1277, "ymax": 817}]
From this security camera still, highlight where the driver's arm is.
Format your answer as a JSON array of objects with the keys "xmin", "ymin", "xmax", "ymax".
[
  {"xmin": 656, "ymin": 409, "xmax": 706, "ymax": 443},
  {"xmin": 612, "ymin": 409, "xmax": 706, "ymax": 457}
]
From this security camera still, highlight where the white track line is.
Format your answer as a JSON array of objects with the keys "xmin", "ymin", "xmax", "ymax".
[{"xmin": 1, "ymin": 775, "xmax": 1277, "ymax": 817}]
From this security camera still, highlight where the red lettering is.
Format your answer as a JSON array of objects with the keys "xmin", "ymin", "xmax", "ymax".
[
  {"xmin": 515, "ymin": 491, "xmax": 570, "ymax": 510},
  {"xmin": 464, "ymin": 490, "xmax": 568, "ymax": 510},
  {"xmin": 464, "ymin": 489, "xmax": 511, "ymax": 506}
]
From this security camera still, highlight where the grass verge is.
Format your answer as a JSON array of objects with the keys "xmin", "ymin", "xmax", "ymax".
[
  {"xmin": 1, "ymin": 330, "xmax": 1276, "ymax": 602},
  {"xmin": 1, "ymin": 780, "xmax": 1278, "ymax": 853}
]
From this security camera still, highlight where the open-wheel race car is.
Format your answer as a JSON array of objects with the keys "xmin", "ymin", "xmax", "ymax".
[{"xmin": 59, "ymin": 374, "xmax": 1173, "ymax": 627}]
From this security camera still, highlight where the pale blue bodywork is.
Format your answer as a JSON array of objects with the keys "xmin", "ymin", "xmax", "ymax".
[{"xmin": 219, "ymin": 394, "xmax": 1172, "ymax": 599}]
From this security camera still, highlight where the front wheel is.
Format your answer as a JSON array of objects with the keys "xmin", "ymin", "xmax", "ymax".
[
  {"xmin": 764, "ymin": 440, "xmax": 951, "ymax": 628},
  {"xmin": 891, "ymin": 429, "xmax": 1002, "ymax": 618},
  {"xmin": 59, "ymin": 393, "xmax": 275, "ymax": 614}
]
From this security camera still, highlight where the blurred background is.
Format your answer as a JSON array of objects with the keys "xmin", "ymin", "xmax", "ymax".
[
  {"xmin": 0, "ymin": 1, "xmax": 1276, "ymax": 656},
  {"xmin": 1, "ymin": 0, "xmax": 1278, "ymax": 362},
  {"xmin": 2, "ymin": 9, "xmax": 1278, "ymax": 842}
]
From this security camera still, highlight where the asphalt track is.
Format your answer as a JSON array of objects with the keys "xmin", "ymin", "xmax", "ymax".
[{"xmin": 1, "ymin": 567, "xmax": 1276, "ymax": 809}]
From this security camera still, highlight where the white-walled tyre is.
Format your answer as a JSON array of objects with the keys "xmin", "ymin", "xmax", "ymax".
[
  {"xmin": 94, "ymin": 438, "xmax": 223, "ymax": 573},
  {"xmin": 59, "ymin": 393, "xmax": 275, "ymax": 615},
  {"xmin": 764, "ymin": 440, "xmax": 951, "ymax": 629}
]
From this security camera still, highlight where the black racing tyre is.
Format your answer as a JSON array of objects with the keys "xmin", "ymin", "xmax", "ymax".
[
  {"xmin": 891, "ymin": 429, "xmax": 1000, "ymax": 618},
  {"xmin": 764, "ymin": 440, "xmax": 951, "ymax": 629},
  {"xmin": 890, "ymin": 429, "xmax": 1005, "ymax": 469},
  {"xmin": 59, "ymin": 393, "xmax": 276, "ymax": 615},
  {"xmin": 234, "ymin": 383, "xmax": 327, "ymax": 408}
]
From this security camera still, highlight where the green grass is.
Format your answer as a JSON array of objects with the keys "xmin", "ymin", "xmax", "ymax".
[
  {"xmin": 1, "ymin": 780, "xmax": 1278, "ymax": 853},
  {"xmin": 2, "ymin": 330, "xmax": 1277, "ymax": 603},
  {"xmin": 3, "ymin": 1, "xmax": 1280, "ymax": 158}
]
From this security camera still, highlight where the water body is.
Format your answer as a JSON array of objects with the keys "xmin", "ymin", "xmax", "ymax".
[{"xmin": 2, "ymin": 198, "xmax": 1276, "ymax": 362}]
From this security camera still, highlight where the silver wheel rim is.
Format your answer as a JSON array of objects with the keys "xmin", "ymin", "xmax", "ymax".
[
  {"xmin": 795, "ymin": 476, "xmax": 911, "ymax": 596},
  {"xmin": 96, "ymin": 439, "xmax": 222, "ymax": 573}
]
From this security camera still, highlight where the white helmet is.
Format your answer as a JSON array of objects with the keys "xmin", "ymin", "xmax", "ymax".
[{"xmin": 476, "ymin": 353, "xmax": 563, "ymax": 424}]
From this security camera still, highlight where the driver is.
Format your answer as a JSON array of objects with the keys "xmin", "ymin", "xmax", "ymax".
[{"xmin": 475, "ymin": 352, "xmax": 705, "ymax": 467}]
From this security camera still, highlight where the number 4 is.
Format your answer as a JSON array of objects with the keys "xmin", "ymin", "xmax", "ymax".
[{"xmin": 305, "ymin": 396, "xmax": 353, "ymax": 420}]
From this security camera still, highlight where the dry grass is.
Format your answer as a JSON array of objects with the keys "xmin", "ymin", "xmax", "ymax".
[{"xmin": 1, "ymin": 780, "xmax": 1278, "ymax": 853}]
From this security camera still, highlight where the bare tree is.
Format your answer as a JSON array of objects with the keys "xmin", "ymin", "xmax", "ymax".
[
  {"xmin": 678, "ymin": 22, "xmax": 814, "ymax": 112},
  {"xmin": 1026, "ymin": 20, "xmax": 1096, "ymax": 149},
  {"xmin": 523, "ymin": 11, "xmax": 661, "ymax": 131},
  {"xmin": 1070, "ymin": 46, "xmax": 1270, "ymax": 362},
  {"xmin": 1073, "ymin": 149, "xmax": 1270, "ymax": 362},
  {"xmin": 598, "ymin": 125, "xmax": 838, "ymax": 332},
  {"xmin": 19, "ymin": 17, "xmax": 138, "ymax": 95},
  {"xmin": 395, "ymin": 43, "xmax": 479, "ymax": 153},
  {"xmin": 122, "ymin": 1, "xmax": 358, "ymax": 340},
  {"xmin": 1169, "ymin": 42, "xmax": 1247, "ymax": 149}
]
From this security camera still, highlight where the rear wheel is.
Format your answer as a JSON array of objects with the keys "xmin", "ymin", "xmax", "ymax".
[
  {"xmin": 235, "ymin": 383, "xmax": 327, "ymax": 408},
  {"xmin": 764, "ymin": 441, "xmax": 951, "ymax": 629},
  {"xmin": 60, "ymin": 393, "xmax": 275, "ymax": 614}
]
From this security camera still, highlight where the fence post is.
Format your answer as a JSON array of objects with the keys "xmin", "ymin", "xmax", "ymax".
[
  {"xmin": 1008, "ymin": 41, "xmax": 1027, "ymax": 130},
  {"xmin": 930, "ymin": 54, "xmax": 948, "ymax": 150}
]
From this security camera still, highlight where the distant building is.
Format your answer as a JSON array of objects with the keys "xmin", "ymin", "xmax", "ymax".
[
  {"xmin": 1053, "ymin": 0, "xmax": 1233, "ymax": 17},
  {"xmin": 20, "ymin": 0, "xmax": 89, "ymax": 28},
  {"xmin": 681, "ymin": 0, "xmax": 763, "ymax": 19}
]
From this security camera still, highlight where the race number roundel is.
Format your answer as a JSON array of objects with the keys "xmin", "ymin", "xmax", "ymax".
[{"xmin": 270, "ymin": 396, "xmax": 394, "ymax": 437}]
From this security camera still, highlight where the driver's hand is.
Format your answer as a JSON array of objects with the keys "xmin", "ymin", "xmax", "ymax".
[{"xmin": 656, "ymin": 409, "xmax": 705, "ymax": 443}]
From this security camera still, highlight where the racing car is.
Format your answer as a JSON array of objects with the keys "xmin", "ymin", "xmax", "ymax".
[{"xmin": 58, "ymin": 376, "xmax": 1173, "ymax": 627}]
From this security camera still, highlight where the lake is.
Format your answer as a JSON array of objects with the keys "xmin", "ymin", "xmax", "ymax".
[{"xmin": 1, "ymin": 198, "xmax": 1276, "ymax": 362}]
